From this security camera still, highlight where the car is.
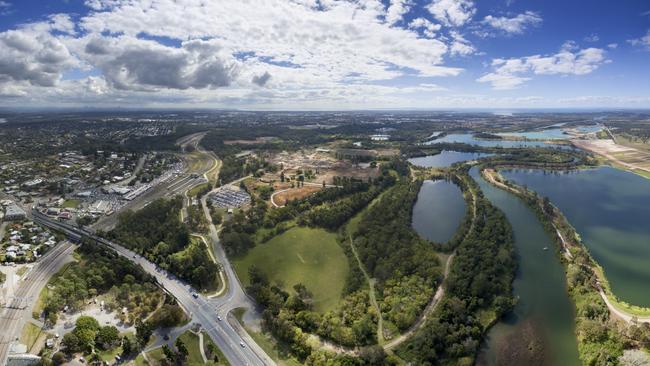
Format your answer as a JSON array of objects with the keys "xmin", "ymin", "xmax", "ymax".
[
  {"xmin": 217, "ymin": 315, "xmax": 222, "ymax": 321},
  {"xmin": 192, "ymin": 293, "xmax": 198, "ymax": 298},
  {"xmin": 240, "ymin": 341, "xmax": 246, "ymax": 348}
]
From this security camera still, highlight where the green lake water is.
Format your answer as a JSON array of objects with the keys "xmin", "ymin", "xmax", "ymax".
[
  {"xmin": 502, "ymin": 166, "xmax": 650, "ymax": 307},
  {"xmin": 471, "ymin": 167, "xmax": 580, "ymax": 366},
  {"xmin": 411, "ymin": 180, "xmax": 466, "ymax": 244}
]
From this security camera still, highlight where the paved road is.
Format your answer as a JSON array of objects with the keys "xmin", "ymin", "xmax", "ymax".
[
  {"xmin": 93, "ymin": 133, "xmax": 210, "ymax": 231},
  {"xmin": 34, "ymin": 214, "xmax": 274, "ymax": 366},
  {"xmin": 0, "ymin": 241, "xmax": 76, "ymax": 366}
]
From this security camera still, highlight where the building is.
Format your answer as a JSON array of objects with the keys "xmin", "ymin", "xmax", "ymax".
[
  {"xmin": 370, "ymin": 134, "xmax": 390, "ymax": 141},
  {"xmin": 4, "ymin": 203, "xmax": 26, "ymax": 221}
]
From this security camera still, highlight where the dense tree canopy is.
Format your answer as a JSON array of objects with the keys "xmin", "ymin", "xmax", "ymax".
[{"xmin": 107, "ymin": 197, "xmax": 218, "ymax": 290}]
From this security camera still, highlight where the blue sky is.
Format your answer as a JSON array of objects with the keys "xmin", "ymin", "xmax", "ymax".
[{"xmin": 0, "ymin": 0, "xmax": 648, "ymax": 109}]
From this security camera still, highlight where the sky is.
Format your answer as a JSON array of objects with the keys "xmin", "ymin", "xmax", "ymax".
[{"xmin": 0, "ymin": 0, "xmax": 649, "ymax": 110}]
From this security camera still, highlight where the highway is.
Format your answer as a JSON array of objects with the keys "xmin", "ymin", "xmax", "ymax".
[
  {"xmin": 0, "ymin": 241, "xmax": 76, "ymax": 366},
  {"xmin": 33, "ymin": 213, "xmax": 274, "ymax": 366}
]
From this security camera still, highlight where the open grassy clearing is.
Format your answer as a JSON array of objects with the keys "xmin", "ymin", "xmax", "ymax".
[
  {"xmin": 233, "ymin": 227, "xmax": 348, "ymax": 314},
  {"xmin": 188, "ymin": 182, "xmax": 211, "ymax": 197},
  {"xmin": 62, "ymin": 199, "xmax": 81, "ymax": 208},
  {"xmin": 20, "ymin": 323, "xmax": 44, "ymax": 351},
  {"xmin": 143, "ymin": 347, "xmax": 165, "ymax": 366},
  {"xmin": 178, "ymin": 330, "xmax": 205, "ymax": 364},
  {"xmin": 614, "ymin": 133, "xmax": 650, "ymax": 153}
]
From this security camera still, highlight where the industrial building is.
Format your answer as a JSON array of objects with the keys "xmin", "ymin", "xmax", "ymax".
[{"xmin": 3, "ymin": 203, "xmax": 26, "ymax": 221}]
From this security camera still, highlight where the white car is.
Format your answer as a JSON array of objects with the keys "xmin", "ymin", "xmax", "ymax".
[
  {"xmin": 240, "ymin": 341, "xmax": 246, "ymax": 348},
  {"xmin": 217, "ymin": 315, "xmax": 222, "ymax": 321}
]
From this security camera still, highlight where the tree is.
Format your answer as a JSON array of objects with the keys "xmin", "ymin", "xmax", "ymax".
[
  {"xmin": 96, "ymin": 326, "xmax": 120, "ymax": 350},
  {"xmin": 61, "ymin": 333, "xmax": 81, "ymax": 354},
  {"xmin": 52, "ymin": 351, "xmax": 67, "ymax": 365},
  {"xmin": 121, "ymin": 336, "xmax": 133, "ymax": 356},
  {"xmin": 162, "ymin": 345, "xmax": 175, "ymax": 362},
  {"xmin": 175, "ymin": 338, "xmax": 188, "ymax": 362},
  {"xmin": 135, "ymin": 320, "xmax": 153, "ymax": 348},
  {"xmin": 75, "ymin": 327, "xmax": 97, "ymax": 352},
  {"xmin": 76, "ymin": 316, "xmax": 100, "ymax": 332}
]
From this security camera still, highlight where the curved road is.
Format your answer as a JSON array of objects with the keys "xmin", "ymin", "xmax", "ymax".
[{"xmin": 34, "ymin": 214, "xmax": 274, "ymax": 366}]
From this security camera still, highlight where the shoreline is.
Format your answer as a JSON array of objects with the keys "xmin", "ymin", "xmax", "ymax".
[{"xmin": 482, "ymin": 167, "xmax": 650, "ymax": 320}]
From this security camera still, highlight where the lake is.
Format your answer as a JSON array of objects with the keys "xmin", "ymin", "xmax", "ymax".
[
  {"xmin": 408, "ymin": 150, "xmax": 494, "ymax": 168},
  {"xmin": 502, "ymin": 166, "xmax": 650, "ymax": 307},
  {"xmin": 427, "ymin": 133, "xmax": 565, "ymax": 149},
  {"xmin": 497, "ymin": 128, "xmax": 569, "ymax": 140},
  {"xmin": 472, "ymin": 167, "xmax": 580, "ymax": 366},
  {"xmin": 411, "ymin": 180, "xmax": 466, "ymax": 244}
]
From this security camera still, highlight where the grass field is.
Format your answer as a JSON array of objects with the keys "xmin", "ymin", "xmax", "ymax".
[
  {"xmin": 20, "ymin": 323, "xmax": 43, "ymax": 351},
  {"xmin": 233, "ymin": 227, "xmax": 348, "ymax": 313},
  {"xmin": 62, "ymin": 199, "xmax": 81, "ymax": 208},
  {"xmin": 178, "ymin": 330, "xmax": 205, "ymax": 364},
  {"xmin": 188, "ymin": 182, "xmax": 211, "ymax": 197}
]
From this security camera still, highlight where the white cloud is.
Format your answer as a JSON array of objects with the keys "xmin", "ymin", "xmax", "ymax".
[
  {"xmin": 427, "ymin": 0, "xmax": 476, "ymax": 27},
  {"xmin": 584, "ymin": 34, "xmax": 599, "ymax": 43},
  {"xmin": 449, "ymin": 31, "xmax": 476, "ymax": 56},
  {"xmin": 628, "ymin": 30, "xmax": 650, "ymax": 50},
  {"xmin": 78, "ymin": 0, "xmax": 462, "ymax": 83},
  {"xmin": 409, "ymin": 17, "xmax": 441, "ymax": 38},
  {"xmin": 482, "ymin": 11, "xmax": 542, "ymax": 35},
  {"xmin": 478, "ymin": 44, "xmax": 607, "ymax": 90},
  {"xmin": 385, "ymin": 0, "xmax": 413, "ymax": 25},
  {"xmin": 81, "ymin": 37, "xmax": 239, "ymax": 91},
  {"xmin": 0, "ymin": 0, "xmax": 471, "ymax": 108},
  {"xmin": 0, "ymin": 18, "xmax": 78, "ymax": 87}
]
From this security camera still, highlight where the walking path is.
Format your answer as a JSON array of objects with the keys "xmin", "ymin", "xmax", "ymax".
[
  {"xmin": 384, "ymin": 174, "xmax": 478, "ymax": 350},
  {"xmin": 384, "ymin": 252, "xmax": 455, "ymax": 350},
  {"xmin": 347, "ymin": 233, "xmax": 384, "ymax": 344},
  {"xmin": 198, "ymin": 331, "xmax": 208, "ymax": 363}
]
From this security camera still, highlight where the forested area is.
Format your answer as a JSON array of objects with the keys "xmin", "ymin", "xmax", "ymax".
[
  {"xmin": 106, "ymin": 197, "xmax": 219, "ymax": 290},
  {"xmin": 221, "ymin": 172, "xmax": 396, "ymax": 257},
  {"xmin": 303, "ymin": 189, "xmax": 381, "ymax": 230},
  {"xmin": 353, "ymin": 180, "xmax": 442, "ymax": 332},
  {"xmin": 397, "ymin": 186, "xmax": 516, "ymax": 364},
  {"xmin": 42, "ymin": 240, "xmax": 162, "ymax": 327},
  {"xmin": 218, "ymin": 155, "xmax": 277, "ymax": 184}
]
